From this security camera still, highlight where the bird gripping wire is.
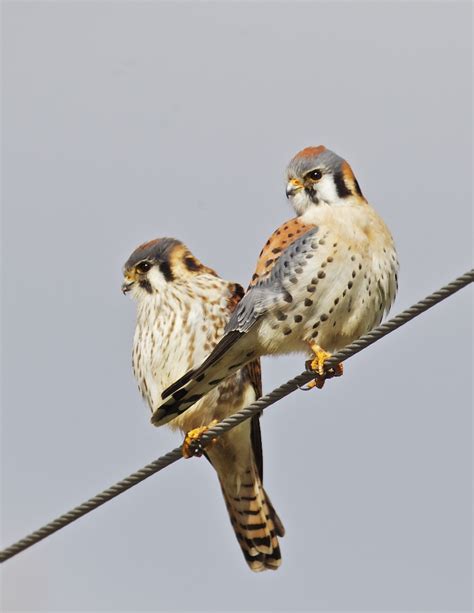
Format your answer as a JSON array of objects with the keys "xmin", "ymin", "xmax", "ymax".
[{"xmin": 1, "ymin": 269, "xmax": 472, "ymax": 563}]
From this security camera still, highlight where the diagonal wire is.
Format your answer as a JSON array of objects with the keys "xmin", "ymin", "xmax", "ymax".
[{"xmin": 1, "ymin": 269, "xmax": 472, "ymax": 563}]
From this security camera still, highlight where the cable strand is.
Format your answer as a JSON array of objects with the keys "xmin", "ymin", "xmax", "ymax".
[{"xmin": 1, "ymin": 268, "xmax": 472, "ymax": 563}]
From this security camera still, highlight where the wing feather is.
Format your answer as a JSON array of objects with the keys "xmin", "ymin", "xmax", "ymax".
[
  {"xmin": 224, "ymin": 225, "xmax": 318, "ymax": 334},
  {"xmin": 161, "ymin": 220, "xmax": 318, "ymax": 404}
]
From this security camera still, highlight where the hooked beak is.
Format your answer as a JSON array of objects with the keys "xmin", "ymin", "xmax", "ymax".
[
  {"xmin": 122, "ymin": 281, "xmax": 134, "ymax": 295},
  {"xmin": 286, "ymin": 178, "xmax": 304, "ymax": 198},
  {"xmin": 122, "ymin": 271, "xmax": 136, "ymax": 295}
]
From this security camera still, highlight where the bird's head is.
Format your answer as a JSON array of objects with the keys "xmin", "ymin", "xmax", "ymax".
[
  {"xmin": 285, "ymin": 146, "xmax": 365, "ymax": 215},
  {"xmin": 122, "ymin": 237, "xmax": 217, "ymax": 298}
]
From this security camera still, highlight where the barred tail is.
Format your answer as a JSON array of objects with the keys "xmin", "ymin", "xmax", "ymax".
[{"xmin": 219, "ymin": 461, "xmax": 285, "ymax": 572}]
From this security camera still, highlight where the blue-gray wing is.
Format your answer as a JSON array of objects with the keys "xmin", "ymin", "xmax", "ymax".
[
  {"xmin": 159, "ymin": 224, "xmax": 319, "ymax": 404},
  {"xmin": 225, "ymin": 226, "xmax": 319, "ymax": 334}
]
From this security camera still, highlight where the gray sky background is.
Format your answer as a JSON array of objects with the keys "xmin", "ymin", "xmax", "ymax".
[{"xmin": 1, "ymin": 2, "xmax": 472, "ymax": 612}]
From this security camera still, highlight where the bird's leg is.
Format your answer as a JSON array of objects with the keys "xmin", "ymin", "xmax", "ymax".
[
  {"xmin": 303, "ymin": 342, "xmax": 344, "ymax": 390},
  {"xmin": 182, "ymin": 419, "xmax": 219, "ymax": 458}
]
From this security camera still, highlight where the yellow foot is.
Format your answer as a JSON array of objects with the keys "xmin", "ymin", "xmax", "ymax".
[
  {"xmin": 182, "ymin": 419, "xmax": 219, "ymax": 458},
  {"xmin": 303, "ymin": 344, "xmax": 344, "ymax": 390}
]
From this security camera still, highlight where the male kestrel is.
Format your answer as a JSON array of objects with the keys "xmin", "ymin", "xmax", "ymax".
[
  {"xmin": 122, "ymin": 238, "xmax": 284, "ymax": 571},
  {"xmin": 153, "ymin": 146, "xmax": 399, "ymax": 424}
]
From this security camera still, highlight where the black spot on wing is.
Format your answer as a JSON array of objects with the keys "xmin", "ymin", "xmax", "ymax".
[
  {"xmin": 150, "ymin": 407, "xmax": 180, "ymax": 426},
  {"xmin": 172, "ymin": 388, "xmax": 188, "ymax": 401},
  {"xmin": 162, "ymin": 330, "xmax": 244, "ymax": 399},
  {"xmin": 268, "ymin": 227, "xmax": 319, "ymax": 285},
  {"xmin": 182, "ymin": 394, "xmax": 203, "ymax": 405},
  {"xmin": 162, "ymin": 368, "xmax": 196, "ymax": 399},
  {"xmin": 225, "ymin": 227, "xmax": 319, "ymax": 335}
]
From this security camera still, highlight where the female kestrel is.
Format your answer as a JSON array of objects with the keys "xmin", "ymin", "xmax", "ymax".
[{"xmin": 123, "ymin": 238, "xmax": 284, "ymax": 571}]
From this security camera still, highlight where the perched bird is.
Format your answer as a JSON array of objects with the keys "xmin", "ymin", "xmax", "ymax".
[
  {"xmin": 154, "ymin": 146, "xmax": 399, "ymax": 424},
  {"xmin": 122, "ymin": 238, "xmax": 284, "ymax": 572}
]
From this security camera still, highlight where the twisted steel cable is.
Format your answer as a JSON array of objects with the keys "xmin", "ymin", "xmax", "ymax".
[{"xmin": 1, "ymin": 269, "xmax": 472, "ymax": 563}]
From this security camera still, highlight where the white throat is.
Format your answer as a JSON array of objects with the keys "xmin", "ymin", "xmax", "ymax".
[{"xmin": 289, "ymin": 175, "xmax": 347, "ymax": 216}]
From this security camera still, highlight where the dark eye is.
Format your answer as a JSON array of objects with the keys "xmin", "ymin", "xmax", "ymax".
[
  {"xmin": 136, "ymin": 261, "xmax": 151, "ymax": 273},
  {"xmin": 307, "ymin": 169, "xmax": 322, "ymax": 181}
]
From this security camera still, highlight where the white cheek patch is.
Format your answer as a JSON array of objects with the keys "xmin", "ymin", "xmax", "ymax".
[
  {"xmin": 316, "ymin": 175, "xmax": 339, "ymax": 205},
  {"xmin": 146, "ymin": 266, "xmax": 167, "ymax": 291}
]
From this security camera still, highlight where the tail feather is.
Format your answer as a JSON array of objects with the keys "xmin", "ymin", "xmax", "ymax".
[
  {"xmin": 220, "ymin": 464, "xmax": 284, "ymax": 572},
  {"xmin": 263, "ymin": 489, "xmax": 286, "ymax": 538}
]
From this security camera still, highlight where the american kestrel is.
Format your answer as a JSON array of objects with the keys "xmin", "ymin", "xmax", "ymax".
[
  {"xmin": 122, "ymin": 238, "xmax": 284, "ymax": 571},
  {"xmin": 153, "ymin": 146, "xmax": 399, "ymax": 424}
]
